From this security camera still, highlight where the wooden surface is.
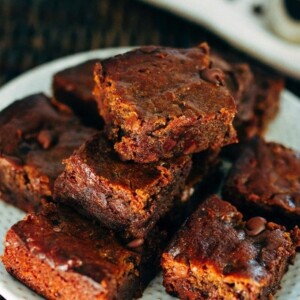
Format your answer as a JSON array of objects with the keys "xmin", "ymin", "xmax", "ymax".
[{"xmin": 0, "ymin": 0, "xmax": 299, "ymax": 96}]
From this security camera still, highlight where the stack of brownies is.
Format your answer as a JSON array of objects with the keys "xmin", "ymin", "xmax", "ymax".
[{"xmin": 1, "ymin": 44, "xmax": 300, "ymax": 300}]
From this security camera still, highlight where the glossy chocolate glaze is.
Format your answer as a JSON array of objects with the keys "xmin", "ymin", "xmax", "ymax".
[
  {"xmin": 74, "ymin": 132, "xmax": 190, "ymax": 190},
  {"xmin": 212, "ymin": 54, "xmax": 283, "ymax": 141},
  {"xmin": 95, "ymin": 45, "xmax": 237, "ymax": 163},
  {"xmin": 13, "ymin": 203, "xmax": 139, "ymax": 281},
  {"xmin": 54, "ymin": 132, "xmax": 192, "ymax": 240},
  {"xmin": 162, "ymin": 196, "xmax": 297, "ymax": 299},
  {"xmin": 101, "ymin": 45, "xmax": 235, "ymax": 117},
  {"xmin": 0, "ymin": 93, "xmax": 95, "ymax": 211},
  {"xmin": 166, "ymin": 196, "xmax": 292, "ymax": 280},
  {"xmin": 53, "ymin": 59, "xmax": 103, "ymax": 128},
  {"xmin": 4, "ymin": 202, "xmax": 164, "ymax": 299},
  {"xmin": 223, "ymin": 137, "xmax": 300, "ymax": 223}
]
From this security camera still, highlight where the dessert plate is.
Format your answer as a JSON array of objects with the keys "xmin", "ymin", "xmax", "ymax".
[
  {"xmin": 139, "ymin": 0, "xmax": 300, "ymax": 79},
  {"xmin": 0, "ymin": 47, "xmax": 300, "ymax": 300}
]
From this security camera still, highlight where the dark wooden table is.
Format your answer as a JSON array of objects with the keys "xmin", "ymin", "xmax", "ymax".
[
  {"xmin": 0, "ymin": 0, "xmax": 299, "ymax": 96},
  {"xmin": 0, "ymin": 1, "xmax": 299, "ymax": 299}
]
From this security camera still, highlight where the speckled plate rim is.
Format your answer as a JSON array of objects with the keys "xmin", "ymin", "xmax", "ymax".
[{"xmin": 0, "ymin": 47, "xmax": 300, "ymax": 300}]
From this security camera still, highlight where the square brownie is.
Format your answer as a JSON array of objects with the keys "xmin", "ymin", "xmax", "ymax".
[
  {"xmin": 223, "ymin": 137, "xmax": 300, "ymax": 226},
  {"xmin": 2, "ymin": 202, "xmax": 165, "ymax": 300},
  {"xmin": 162, "ymin": 195, "xmax": 299, "ymax": 300},
  {"xmin": 212, "ymin": 54, "xmax": 284, "ymax": 141},
  {"xmin": 54, "ymin": 132, "xmax": 192, "ymax": 240},
  {"xmin": 0, "ymin": 93, "xmax": 96, "ymax": 212},
  {"xmin": 94, "ymin": 44, "xmax": 237, "ymax": 163},
  {"xmin": 53, "ymin": 59, "xmax": 103, "ymax": 128}
]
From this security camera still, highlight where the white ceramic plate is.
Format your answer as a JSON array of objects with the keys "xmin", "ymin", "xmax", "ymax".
[
  {"xmin": 139, "ymin": 0, "xmax": 300, "ymax": 80},
  {"xmin": 0, "ymin": 48, "xmax": 300, "ymax": 300}
]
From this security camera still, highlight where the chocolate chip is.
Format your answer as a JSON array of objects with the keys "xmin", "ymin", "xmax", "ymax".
[
  {"xmin": 200, "ymin": 68, "xmax": 225, "ymax": 86},
  {"xmin": 127, "ymin": 238, "xmax": 144, "ymax": 248},
  {"xmin": 245, "ymin": 217, "xmax": 267, "ymax": 236},
  {"xmin": 37, "ymin": 130, "xmax": 57, "ymax": 149},
  {"xmin": 271, "ymin": 194, "xmax": 296, "ymax": 209}
]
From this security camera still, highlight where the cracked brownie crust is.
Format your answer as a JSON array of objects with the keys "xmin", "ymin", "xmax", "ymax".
[
  {"xmin": 3, "ymin": 202, "xmax": 164, "ymax": 300},
  {"xmin": 162, "ymin": 195, "xmax": 298, "ymax": 300},
  {"xmin": 54, "ymin": 132, "xmax": 192, "ymax": 240},
  {"xmin": 53, "ymin": 59, "xmax": 103, "ymax": 128},
  {"xmin": 0, "ymin": 93, "xmax": 95, "ymax": 212},
  {"xmin": 94, "ymin": 45, "xmax": 237, "ymax": 163},
  {"xmin": 223, "ymin": 137, "xmax": 300, "ymax": 225}
]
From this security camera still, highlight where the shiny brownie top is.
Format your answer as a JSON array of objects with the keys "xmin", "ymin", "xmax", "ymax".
[
  {"xmin": 10, "ymin": 202, "xmax": 142, "ymax": 285},
  {"xmin": 65, "ymin": 132, "xmax": 191, "ymax": 191},
  {"xmin": 225, "ymin": 137, "xmax": 300, "ymax": 213},
  {"xmin": 95, "ymin": 44, "xmax": 236, "ymax": 122},
  {"xmin": 0, "ymin": 93, "xmax": 95, "ymax": 180},
  {"xmin": 165, "ymin": 195, "xmax": 295, "ymax": 282}
]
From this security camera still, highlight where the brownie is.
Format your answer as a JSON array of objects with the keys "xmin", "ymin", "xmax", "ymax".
[
  {"xmin": 162, "ymin": 195, "xmax": 299, "ymax": 300},
  {"xmin": 159, "ymin": 149, "xmax": 222, "ymax": 237},
  {"xmin": 223, "ymin": 137, "xmax": 300, "ymax": 226},
  {"xmin": 54, "ymin": 132, "xmax": 192, "ymax": 240},
  {"xmin": 53, "ymin": 59, "xmax": 103, "ymax": 128},
  {"xmin": 212, "ymin": 54, "xmax": 254, "ymax": 107},
  {"xmin": 180, "ymin": 149, "xmax": 221, "ymax": 210},
  {"xmin": 2, "ymin": 202, "xmax": 165, "ymax": 300},
  {"xmin": 212, "ymin": 54, "xmax": 284, "ymax": 141},
  {"xmin": 0, "ymin": 93, "xmax": 96, "ymax": 212},
  {"xmin": 250, "ymin": 67, "xmax": 284, "ymax": 135},
  {"xmin": 94, "ymin": 44, "xmax": 237, "ymax": 163}
]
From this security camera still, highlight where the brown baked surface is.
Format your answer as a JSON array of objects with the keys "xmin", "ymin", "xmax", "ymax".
[
  {"xmin": 0, "ymin": 93, "xmax": 95, "ymax": 212},
  {"xmin": 158, "ymin": 149, "xmax": 222, "ymax": 237},
  {"xmin": 53, "ymin": 59, "xmax": 103, "ymax": 128},
  {"xmin": 212, "ymin": 55, "xmax": 284, "ymax": 141},
  {"xmin": 162, "ymin": 195, "xmax": 298, "ymax": 300},
  {"xmin": 54, "ymin": 132, "xmax": 192, "ymax": 240},
  {"xmin": 2, "ymin": 202, "xmax": 164, "ymax": 300},
  {"xmin": 250, "ymin": 67, "xmax": 284, "ymax": 135},
  {"xmin": 94, "ymin": 45, "xmax": 237, "ymax": 163},
  {"xmin": 223, "ymin": 137, "xmax": 300, "ymax": 225}
]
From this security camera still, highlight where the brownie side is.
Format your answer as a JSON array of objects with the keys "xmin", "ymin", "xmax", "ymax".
[
  {"xmin": 94, "ymin": 45, "xmax": 237, "ymax": 163},
  {"xmin": 0, "ymin": 93, "xmax": 95, "ymax": 212},
  {"xmin": 53, "ymin": 59, "xmax": 103, "ymax": 128},
  {"xmin": 54, "ymin": 132, "xmax": 192, "ymax": 240},
  {"xmin": 162, "ymin": 195, "xmax": 298, "ymax": 300},
  {"xmin": 2, "ymin": 202, "xmax": 164, "ymax": 300},
  {"xmin": 212, "ymin": 54, "xmax": 284, "ymax": 142},
  {"xmin": 212, "ymin": 54, "xmax": 258, "ymax": 141},
  {"xmin": 251, "ymin": 67, "xmax": 284, "ymax": 134},
  {"xmin": 180, "ymin": 149, "xmax": 222, "ymax": 215},
  {"xmin": 223, "ymin": 137, "xmax": 300, "ymax": 226},
  {"xmin": 158, "ymin": 149, "xmax": 222, "ymax": 237},
  {"xmin": 211, "ymin": 54, "xmax": 254, "ymax": 107}
]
